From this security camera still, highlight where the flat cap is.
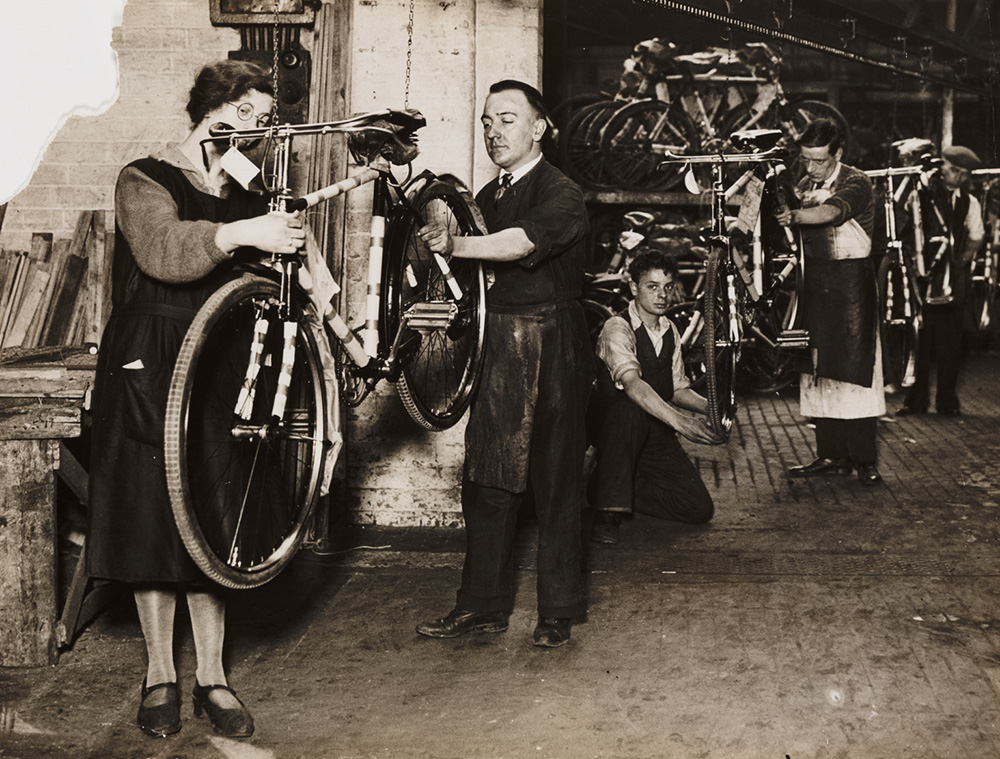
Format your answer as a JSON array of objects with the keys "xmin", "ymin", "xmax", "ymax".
[{"xmin": 942, "ymin": 145, "xmax": 982, "ymax": 171}]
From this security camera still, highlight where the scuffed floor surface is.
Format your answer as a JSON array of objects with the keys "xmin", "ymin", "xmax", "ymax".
[{"xmin": 3, "ymin": 351, "xmax": 1000, "ymax": 759}]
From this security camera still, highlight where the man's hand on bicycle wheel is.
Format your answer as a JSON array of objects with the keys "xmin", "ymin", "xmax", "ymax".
[{"xmin": 418, "ymin": 221, "xmax": 454, "ymax": 256}]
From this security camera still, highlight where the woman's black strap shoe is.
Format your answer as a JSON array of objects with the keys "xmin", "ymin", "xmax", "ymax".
[
  {"xmin": 137, "ymin": 679, "xmax": 181, "ymax": 737},
  {"xmin": 192, "ymin": 682, "xmax": 255, "ymax": 738}
]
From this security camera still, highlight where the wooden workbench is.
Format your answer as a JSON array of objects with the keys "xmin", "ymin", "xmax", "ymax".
[{"xmin": 0, "ymin": 345, "xmax": 97, "ymax": 666}]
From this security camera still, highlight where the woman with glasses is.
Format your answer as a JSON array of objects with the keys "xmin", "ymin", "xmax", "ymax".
[{"xmin": 87, "ymin": 60, "xmax": 305, "ymax": 740}]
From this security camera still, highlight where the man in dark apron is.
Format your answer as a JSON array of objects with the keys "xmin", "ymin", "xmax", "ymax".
[
  {"xmin": 415, "ymin": 80, "xmax": 593, "ymax": 647},
  {"xmin": 898, "ymin": 145, "xmax": 984, "ymax": 417},
  {"xmin": 588, "ymin": 250, "xmax": 720, "ymax": 545},
  {"xmin": 775, "ymin": 119, "xmax": 884, "ymax": 485}
]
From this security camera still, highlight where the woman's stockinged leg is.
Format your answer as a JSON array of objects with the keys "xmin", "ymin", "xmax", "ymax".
[
  {"xmin": 186, "ymin": 590, "xmax": 241, "ymax": 709},
  {"xmin": 134, "ymin": 588, "xmax": 178, "ymax": 706}
]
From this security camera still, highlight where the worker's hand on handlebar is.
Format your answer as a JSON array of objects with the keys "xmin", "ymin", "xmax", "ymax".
[
  {"xmin": 775, "ymin": 207, "xmax": 794, "ymax": 227},
  {"xmin": 251, "ymin": 211, "xmax": 307, "ymax": 255},
  {"xmin": 418, "ymin": 221, "xmax": 454, "ymax": 256}
]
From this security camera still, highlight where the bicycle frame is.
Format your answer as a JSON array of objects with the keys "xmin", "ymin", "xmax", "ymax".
[{"xmin": 213, "ymin": 116, "xmax": 474, "ymax": 404}]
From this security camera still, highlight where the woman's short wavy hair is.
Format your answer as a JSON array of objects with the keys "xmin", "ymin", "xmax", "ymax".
[{"xmin": 186, "ymin": 60, "xmax": 274, "ymax": 126}]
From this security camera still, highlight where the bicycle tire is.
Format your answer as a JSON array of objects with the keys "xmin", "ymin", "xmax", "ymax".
[
  {"xmin": 703, "ymin": 246, "xmax": 739, "ymax": 438},
  {"xmin": 164, "ymin": 274, "xmax": 327, "ymax": 589},
  {"xmin": 877, "ymin": 255, "xmax": 920, "ymax": 389},
  {"xmin": 385, "ymin": 177, "xmax": 487, "ymax": 430},
  {"xmin": 562, "ymin": 100, "xmax": 620, "ymax": 188},
  {"xmin": 600, "ymin": 99, "xmax": 700, "ymax": 192},
  {"xmin": 970, "ymin": 243, "xmax": 999, "ymax": 331},
  {"xmin": 580, "ymin": 297, "xmax": 618, "ymax": 350}
]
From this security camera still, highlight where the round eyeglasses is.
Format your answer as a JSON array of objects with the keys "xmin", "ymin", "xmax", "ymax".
[{"xmin": 229, "ymin": 101, "xmax": 273, "ymax": 128}]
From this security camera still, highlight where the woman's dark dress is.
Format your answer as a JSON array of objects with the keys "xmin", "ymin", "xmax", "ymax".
[{"xmin": 87, "ymin": 149, "xmax": 266, "ymax": 583}]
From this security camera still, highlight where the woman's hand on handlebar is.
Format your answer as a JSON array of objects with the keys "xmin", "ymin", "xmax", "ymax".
[
  {"xmin": 216, "ymin": 211, "xmax": 307, "ymax": 255},
  {"xmin": 418, "ymin": 221, "xmax": 454, "ymax": 256}
]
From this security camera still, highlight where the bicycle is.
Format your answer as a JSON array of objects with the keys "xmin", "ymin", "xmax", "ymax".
[
  {"xmin": 599, "ymin": 42, "xmax": 852, "ymax": 193},
  {"xmin": 663, "ymin": 129, "xmax": 807, "ymax": 439},
  {"xmin": 162, "ymin": 109, "xmax": 487, "ymax": 589},
  {"xmin": 864, "ymin": 157, "xmax": 936, "ymax": 389},
  {"xmin": 971, "ymin": 168, "xmax": 1000, "ymax": 330}
]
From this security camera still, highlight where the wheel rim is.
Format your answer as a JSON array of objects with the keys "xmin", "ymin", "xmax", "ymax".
[
  {"xmin": 395, "ymin": 184, "xmax": 486, "ymax": 429},
  {"xmin": 166, "ymin": 277, "xmax": 325, "ymax": 587}
]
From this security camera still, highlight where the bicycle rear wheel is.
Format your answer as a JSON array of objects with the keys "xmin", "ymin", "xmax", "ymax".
[
  {"xmin": 601, "ymin": 99, "xmax": 700, "ymax": 192},
  {"xmin": 164, "ymin": 274, "xmax": 327, "ymax": 589},
  {"xmin": 385, "ymin": 177, "xmax": 487, "ymax": 430},
  {"xmin": 703, "ymin": 246, "xmax": 740, "ymax": 438}
]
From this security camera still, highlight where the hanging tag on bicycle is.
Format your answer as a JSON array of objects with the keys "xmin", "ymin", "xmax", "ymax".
[
  {"xmin": 734, "ymin": 175, "xmax": 764, "ymax": 236},
  {"xmin": 683, "ymin": 166, "xmax": 703, "ymax": 195},
  {"xmin": 220, "ymin": 147, "xmax": 262, "ymax": 191}
]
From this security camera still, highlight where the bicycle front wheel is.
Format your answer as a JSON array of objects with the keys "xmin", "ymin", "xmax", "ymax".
[
  {"xmin": 877, "ymin": 255, "xmax": 919, "ymax": 389},
  {"xmin": 703, "ymin": 246, "xmax": 740, "ymax": 438},
  {"xmin": 164, "ymin": 274, "xmax": 327, "ymax": 589},
  {"xmin": 385, "ymin": 178, "xmax": 487, "ymax": 430}
]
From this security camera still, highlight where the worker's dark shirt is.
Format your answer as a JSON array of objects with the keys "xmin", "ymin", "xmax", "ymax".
[{"xmin": 475, "ymin": 158, "xmax": 588, "ymax": 311}]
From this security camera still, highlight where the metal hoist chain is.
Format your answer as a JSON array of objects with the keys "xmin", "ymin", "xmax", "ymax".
[
  {"xmin": 271, "ymin": 0, "xmax": 281, "ymax": 124},
  {"xmin": 404, "ymin": 0, "xmax": 414, "ymax": 109}
]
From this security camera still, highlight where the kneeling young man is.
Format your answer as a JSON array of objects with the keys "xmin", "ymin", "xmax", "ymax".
[{"xmin": 589, "ymin": 250, "xmax": 722, "ymax": 545}]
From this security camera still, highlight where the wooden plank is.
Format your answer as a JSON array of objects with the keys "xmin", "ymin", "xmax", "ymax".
[
  {"xmin": 0, "ymin": 253, "xmax": 29, "ymax": 345},
  {"xmin": 85, "ymin": 210, "xmax": 109, "ymax": 346},
  {"xmin": 0, "ymin": 397, "xmax": 83, "ymax": 440},
  {"xmin": 0, "ymin": 438, "xmax": 58, "ymax": 666},
  {"xmin": 3, "ymin": 267, "xmax": 51, "ymax": 349},
  {"xmin": 30, "ymin": 240, "xmax": 71, "ymax": 348},
  {"xmin": 41, "ymin": 253, "xmax": 86, "ymax": 346},
  {"xmin": 29, "ymin": 232, "xmax": 53, "ymax": 263}
]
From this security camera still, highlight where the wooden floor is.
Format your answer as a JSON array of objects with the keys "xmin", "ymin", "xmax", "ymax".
[{"xmin": 2, "ymin": 350, "xmax": 1000, "ymax": 759}]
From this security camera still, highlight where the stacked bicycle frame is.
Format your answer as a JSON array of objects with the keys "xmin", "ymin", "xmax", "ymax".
[
  {"xmin": 162, "ymin": 109, "xmax": 488, "ymax": 589},
  {"xmin": 555, "ymin": 39, "xmax": 852, "ymax": 193}
]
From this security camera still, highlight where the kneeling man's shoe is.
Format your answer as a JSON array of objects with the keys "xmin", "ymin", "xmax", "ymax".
[
  {"xmin": 416, "ymin": 608, "xmax": 508, "ymax": 638},
  {"xmin": 591, "ymin": 511, "xmax": 620, "ymax": 544},
  {"xmin": 533, "ymin": 617, "xmax": 572, "ymax": 648},
  {"xmin": 788, "ymin": 457, "xmax": 852, "ymax": 477},
  {"xmin": 856, "ymin": 463, "xmax": 883, "ymax": 486}
]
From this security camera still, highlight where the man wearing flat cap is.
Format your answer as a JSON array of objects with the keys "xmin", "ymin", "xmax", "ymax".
[{"xmin": 898, "ymin": 145, "xmax": 985, "ymax": 417}]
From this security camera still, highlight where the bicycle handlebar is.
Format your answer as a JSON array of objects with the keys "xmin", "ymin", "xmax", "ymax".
[{"xmin": 661, "ymin": 146, "xmax": 786, "ymax": 165}]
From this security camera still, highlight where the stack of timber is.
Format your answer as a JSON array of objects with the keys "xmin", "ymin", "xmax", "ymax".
[{"xmin": 0, "ymin": 211, "xmax": 111, "ymax": 350}]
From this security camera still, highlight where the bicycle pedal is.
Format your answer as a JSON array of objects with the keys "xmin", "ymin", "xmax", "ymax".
[
  {"xmin": 404, "ymin": 301, "xmax": 458, "ymax": 329},
  {"xmin": 776, "ymin": 329, "xmax": 809, "ymax": 348}
]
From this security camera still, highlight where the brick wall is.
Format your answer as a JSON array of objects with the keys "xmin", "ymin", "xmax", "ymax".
[{"xmin": 0, "ymin": 0, "xmax": 241, "ymax": 253}]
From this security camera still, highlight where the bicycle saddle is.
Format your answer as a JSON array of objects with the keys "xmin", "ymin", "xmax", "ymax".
[
  {"xmin": 347, "ymin": 109, "xmax": 427, "ymax": 166},
  {"xmin": 729, "ymin": 129, "xmax": 783, "ymax": 153}
]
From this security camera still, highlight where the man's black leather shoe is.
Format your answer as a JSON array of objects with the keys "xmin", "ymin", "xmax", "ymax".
[
  {"xmin": 857, "ymin": 463, "xmax": 883, "ymax": 485},
  {"xmin": 416, "ymin": 608, "xmax": 509, "ymax": 638},
  {"xmin": 788, "ymin": 457, "xmax": 852, "ymax": 478},
  {"xmin": 896, "ymin": 405, "xmax": 927, "ymax": 416},
  {"xmin": 532, "ymin": 617, "xmax": 571, "ymax": 648},
  {"xmin": 938, "ymin": 407, "xmax": 961, "ymax": 417}
]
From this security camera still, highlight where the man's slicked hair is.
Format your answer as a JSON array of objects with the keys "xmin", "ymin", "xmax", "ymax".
[
  {"xmin": 628, "ymin": 249, "xmax": 679, "ymax": 284},
  {"xmin": 488, "ymin": 79, "xmax": 552, "ymax": 131}
]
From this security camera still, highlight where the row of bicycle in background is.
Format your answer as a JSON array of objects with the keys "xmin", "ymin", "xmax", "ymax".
[
  {"xmin": 580, "ymin": 134, "xmax": 1000, "ymax": 424},
  {"xmin": 552, "ymin": 38, "xmax": 854, "ymax": 193}
]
